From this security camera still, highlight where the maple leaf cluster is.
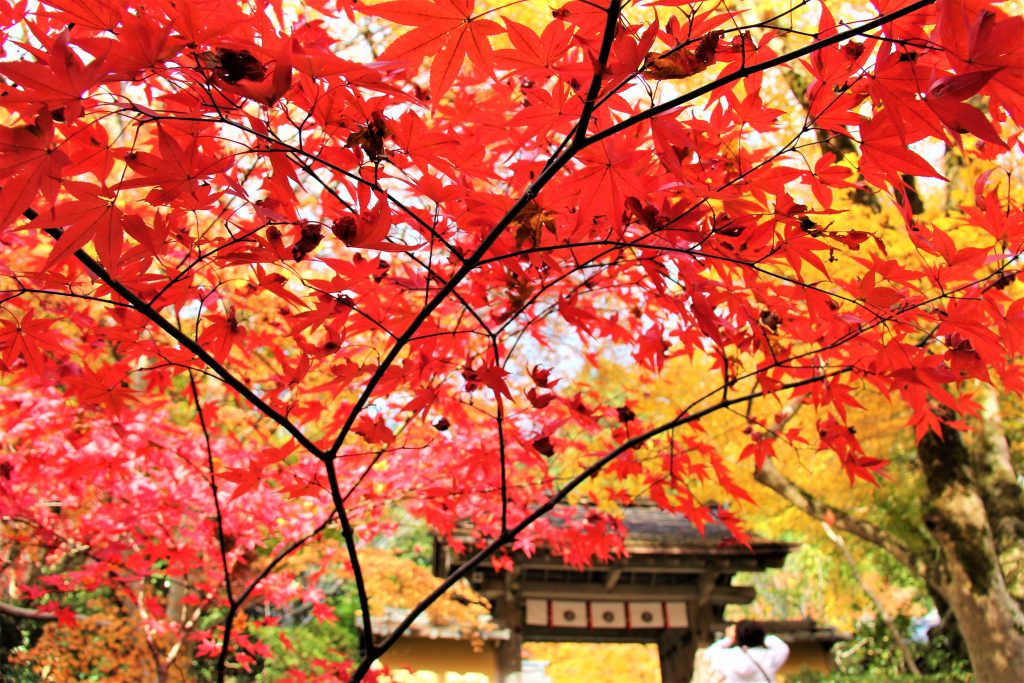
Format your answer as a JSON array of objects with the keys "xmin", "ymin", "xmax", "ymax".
[
  {"xmin": 0, "ymin": 388, "xmax": 343, "ymax": 671},
  {"xmin": 0, "ymin": 0, "xmax": 1022, "ymax": 677}
]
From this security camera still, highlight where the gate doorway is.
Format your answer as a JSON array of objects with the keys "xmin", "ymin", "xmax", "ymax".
[
  {"xmin": 434, "ymin": 505, "xmax": 793, "ymax": 683},
  {"xmin": 520, "ymin": 642, "xmax": 660, "ymax": 682}
]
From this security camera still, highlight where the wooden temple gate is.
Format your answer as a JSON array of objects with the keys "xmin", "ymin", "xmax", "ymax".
[{"xmin": 433, "ymin": 506, "xmax": 792, "ymax": 683}]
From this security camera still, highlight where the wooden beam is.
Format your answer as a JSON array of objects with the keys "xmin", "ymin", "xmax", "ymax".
[
  {"xmin": 604, "ymin": 568, "xmax": 622, "ymax": 590},
  {"xmin": 451, "ymin": 544, "xmax": 792, "ymax": 578},
  {"xmin": 522, "ymin": 626, "xmax": 663, "ymax": 643},
  {"xmin": 515, "ymin": 559, "xmax": 709, "ymax": 573},
  {"xmin": 482, "ymin": 580, "xmax": 755, "ymax": 603},
  {"xmin": 501, "ymin": 556, "xmax": 773, "ymax": 573}
]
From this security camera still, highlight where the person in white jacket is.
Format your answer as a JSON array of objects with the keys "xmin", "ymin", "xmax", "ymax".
[{"xmin": 704, "ymin": 620, "xmax": 790, "ymax": 683}]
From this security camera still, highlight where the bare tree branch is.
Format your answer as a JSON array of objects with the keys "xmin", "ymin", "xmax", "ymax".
[
  {"xmin": 571, "ymin": 0, "xmax": 622, "ymax": 147},
  {"xmin": 822, "ymin": 522, "xmax": 921, "ymax": 675},
  {"xmin": 755, "ymin": 453, "xmax": 934, "ymax": 586},
  {"xmin": 0, "ymin": 600, "xmax": 57, "ymax": 622}
]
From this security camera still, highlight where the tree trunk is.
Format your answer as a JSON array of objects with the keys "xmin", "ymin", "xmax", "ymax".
[
  {"xmin": 918, "ymin": 424, "xmax": 1024, "ymax": 682},
  {"xmin": 974, "ymin": 387, "xmax": 1024, "ymax": 601}
]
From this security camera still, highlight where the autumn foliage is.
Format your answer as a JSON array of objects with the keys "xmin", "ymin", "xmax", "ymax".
[{"xmin": 0, "ymin": 0, "xmax": 1022, "ymax": 678}]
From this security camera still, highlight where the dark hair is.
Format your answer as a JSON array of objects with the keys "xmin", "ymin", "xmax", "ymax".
[{"xmin": 735, "ymin": 620, "xmax": 766, "ymax": 648}]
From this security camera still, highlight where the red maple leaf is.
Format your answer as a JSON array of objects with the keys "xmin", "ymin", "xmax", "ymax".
[
  {"xmin": 120, "ymin": 127, "xmax": 232, "ymax": 205},
  {"xmin": 364, "ymin": 0, "xmax": 502, "ymax": 98},
  {"xmin": 331, "ymin": 202, "xmax": 412, "ymax": 252},
  {"xmin": 0, "ymin": 30, "xmax": 109, "ymax": 119},
  {"xmin": 354, "ymin": 415, "xmax": 396, "ymax": 445},
  {"xmin": 28, "ymin": 190, "xmax": 125, "ymax": 270},
  {"xmin": 859, "ymin": 113, "xmax": 946, "ymax": 189},
  {"xmin": 0, "ymin": 114, "xmax": 69, "ymax": 231},
  {"xmin": 0, "ymin": 310, "xmax": 63, "ymax": 372}
]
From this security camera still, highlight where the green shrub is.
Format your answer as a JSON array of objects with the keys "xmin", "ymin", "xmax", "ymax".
[{"xmin": 788, "ymin": 616, "xmax": 971, "ymax": 683}]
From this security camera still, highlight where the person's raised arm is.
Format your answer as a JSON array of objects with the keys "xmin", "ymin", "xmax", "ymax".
[{"xmin": 764, "ymin": 634, "xmax": 791, "ymax": 669}]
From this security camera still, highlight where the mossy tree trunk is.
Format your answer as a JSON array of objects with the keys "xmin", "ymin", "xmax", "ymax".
[
  {"xmin": 974, "ymin": 389, "xmax": 1024, "ymax": 602},
  {"xmin": 918, "ymin": 422, "xmax": 1024, "ymax": 682}
]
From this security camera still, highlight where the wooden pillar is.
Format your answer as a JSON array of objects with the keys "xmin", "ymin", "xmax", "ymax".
[
  {"xmin": 492, "ymin": 574, "xmax": 522, "ymax": 682},
  {"xmin": 658, "ymin": 628, "xmax": 697, "ymax": 683},
  {"xmin": 496, "ymin": 629, "xmax": 523, "ymax": 682},
  {"xmin": 693, "ymin": 571, "xmax": 719, "ymax": 644}
]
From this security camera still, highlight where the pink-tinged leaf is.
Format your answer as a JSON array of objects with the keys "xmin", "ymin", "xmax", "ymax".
[{"xmin": 195, "ymin": 638, "xmax": 221, "ymax": 658}]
